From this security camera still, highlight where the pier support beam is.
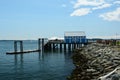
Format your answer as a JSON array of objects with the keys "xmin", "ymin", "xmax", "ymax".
[
  {"xmin": 64, "ymin": 43, "xmax": 66, "ymax": 51},
  {"xmin": 68, "ymin": 44, "xmax": 71, "ymax": 51},
  {"xmin": 53, "ymin": 43, "xmax": 55, "ymax": 50},
  {"xmin": 60, "ymin": 43, "xmax": 62, "ymax": 51}
]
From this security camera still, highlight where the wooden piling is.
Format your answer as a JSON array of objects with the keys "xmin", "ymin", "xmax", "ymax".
[
  {"xmin": 64, "ymin": 43, "xmax": 66, "ymax": 51},
  {"xmin": 38, "ymin": 38, "xmax": 41, "ymax": 51},
  {"xmin": 42, "ymin": 38, "xmax": 44, "ymax": 51},
  {"xmin": 48, "ymin": 43, "xmax": 52, "ymax": 50},
  {"xmin": 60, "ymin": 43, "xmax": 62, "ymax": 51},
  {"xmin": 14, "ymin": 41, "xmax": 17, "ymax": 52},
  {"xmin": 20, "ymin": 41, "xmax": 23, "ymax": 52},
  {"xmin": 68, "ymin": 44, "xmax": 71, "ymax": 51},
  {"xmin": 53, "ymin": 43, "xmax": 55, "ymax": 50}
]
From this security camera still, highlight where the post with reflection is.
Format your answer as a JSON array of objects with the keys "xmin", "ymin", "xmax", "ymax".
[
  {"xmin": 38, "ymin": 38, "xmax": 41, "ymax": 51},
  {"xmin": 53, "ymin": 43, "xmax": 55, "ymax": 51},
  {"xmin": 60, "ymin": 43, "xmax": 62, "ymax": 52},
  {"xmin": 64, "ymin": 43, "xmax": 66, "ymax": 51},
  {"xmin": 68, "ymin": 44, "xmax": 71, "ymax": 51},
  {"xmin": 14, "ymin": 41, "xmax": 17, "ymax": 52},
  {"xmin": 20, "ymin": 41, "xmax": 23, "ymax": 52},
  {"xmin": 42, "ymin": 38, "xmax": 44, "ymax": 52}
]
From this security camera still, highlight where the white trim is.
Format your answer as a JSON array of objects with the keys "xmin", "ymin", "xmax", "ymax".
[{"xmin": 64, "ymin": 31, "xmax": 86, "ymax": 36}]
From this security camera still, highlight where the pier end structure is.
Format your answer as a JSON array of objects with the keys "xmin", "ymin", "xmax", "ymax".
[{"xmin": 64, "ymin": 31, "xmax": 87, "ymax": 45}]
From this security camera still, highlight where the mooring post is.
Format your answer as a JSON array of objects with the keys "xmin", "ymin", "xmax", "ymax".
[
  {"xmin": 72, "ymin": 44, "xmax": 74, "ymax": 50},
  {"xmin": 68, "ymin": 44, "xmax": 71, "ymax": 51},
  {"xmin": 60, "ymin": 43, "xmax": 62, "ymax": 51},
  {"xmin": 64, "ymin": 43, "xmax": 66, "ymax": 51},
  {"xmin": 14, "ymin": 41, "xmax": 17, "ymax": 52},
  {"xmin": 42, "ymin": 38, "xmax": 44, "ymax": 51},
  {"xmin": 38, "ymin": 38, "xmax": 41, "ymax": 51},
  {"xmin": 49, "ymin": 43, "xmax": 52, "ymax": 51},
  {"xmin": 76, "ymin": 44, "xmax": 79, "ymax": 48},
  {"xmin": 53, "ymin": 43, "xmax": 55, "ymax": 50},
  {"xmin": 20, "ymin": 41, "xmax": 23, "ymax": 52},
  {"xmin": 74, "ymin": 43, "xmax": 76, "ymax": 49}
]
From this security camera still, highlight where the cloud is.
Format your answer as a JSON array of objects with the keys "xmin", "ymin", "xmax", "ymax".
[
  {"xmin": 69, "ymin": 0, "xmax": 120, "ymax": 22},
  {"xmin": 74, "ymin": 0, "xmax": 105, "ymax": 8},
  {"xmin": 92, "ymin": 3, "xmax": 112, "ymax": 10},
  {"xmin": 114, "ymin": 1, "xmax": 120, "ymax": 5},
  {"xmin": 70, "ymin": 8, "xmax": 91, "ymax": 16},
  {"xmin": 99, "ymin": 7, "xmax": 120, "ymax": 21}
]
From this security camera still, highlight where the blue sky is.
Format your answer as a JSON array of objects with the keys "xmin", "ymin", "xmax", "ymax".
[{"xmin": 0, "ymin": 0, "xmax": 120, "ymax": 40}]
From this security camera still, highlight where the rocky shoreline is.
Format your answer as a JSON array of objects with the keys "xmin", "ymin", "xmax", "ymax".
[{"xmin": 67, "ymin": 43, "xmax": 120, "ymax": 80}]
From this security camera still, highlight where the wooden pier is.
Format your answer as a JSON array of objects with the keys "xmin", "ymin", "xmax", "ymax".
[
  {"xmin": 6, "ymin": 38, "xmax": 87, "ymax": 54},
  {"xmin": 43, "ymin": 39, "xmax": 86, "ymax": 51}
]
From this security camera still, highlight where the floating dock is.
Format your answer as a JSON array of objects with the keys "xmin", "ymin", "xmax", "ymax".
[{"xmin": 6, "ymin": 50, "xmax": 39, "ymax": 54}]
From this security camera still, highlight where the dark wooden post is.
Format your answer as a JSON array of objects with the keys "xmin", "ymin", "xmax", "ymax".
[
  {"xmin": 20, "ymin": 41, "xmax": 23, "ymax": 52},
  {"xmin": 60, "ymin": 43, "xmax": 62, "ymax": 51},
  {"xmin": 72, "ymin": 44, "xmax": 74, "ymax": 50},
  {"xmin": 64, "ymin": 43, "xmax": 66, "ymax": 51},
  {"xmin": 38, "ymin": 38, "xmax": 41, "ymax": 51},
  {"xmin": 74, "ymin": 43, "xmax": 76, "ymax": 49},
  {"xmin": 76, "ymin": 44, "xmax": 79, "ymax": 48},
  {"xmin": 42, "ymin": 38, "xmax": 44, "ymax": 51},
  {"xmin": 14, "ymin": 41, "xmax": 17, "ymax": 52},
  {"xmin": 49, "ymin": 43, "xmax": 52, "ymax": 50},
  {"xmin": 53, "ymin": 43, "xmax": 55, "ymax": 50},
  {"xmin": 68, "ymin": 44, "xmax": 71, "ymax": 51}
]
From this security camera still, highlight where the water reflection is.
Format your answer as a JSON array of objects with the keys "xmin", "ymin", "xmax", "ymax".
[
  {"xmin": 14, "ymin": 54, "xmax": 23, "ymax": 65},
  {"xmin": 12, "ymin": 50, "xmax": 74, "ymax": 80},
  {"xmin": 14, "ymin": 54, "xmax": 24, "ymax": 74},
  {"xmin": 38, "ymin": 51, "xmax": 44, "ymax": 61}
]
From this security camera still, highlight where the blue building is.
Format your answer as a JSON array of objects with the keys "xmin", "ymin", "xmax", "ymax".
[{"xmin": 64, "ymin": 31, "xmax": 87, "ymax": 44}]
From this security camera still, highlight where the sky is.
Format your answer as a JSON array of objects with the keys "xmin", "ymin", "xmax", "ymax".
[{"xmin": 0, "ymin": 0, "xmax": 120, "ymax": 40}]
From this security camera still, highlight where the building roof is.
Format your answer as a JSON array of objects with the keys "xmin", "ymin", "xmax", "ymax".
[{"xmin": 64, "ymin": 31, "xmax": 86, "ymax": 36}]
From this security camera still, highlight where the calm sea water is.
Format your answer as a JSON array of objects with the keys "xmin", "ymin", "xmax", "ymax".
[{"xmin": 0, "ymin": 40, "xmax": 74, "ymax": 80}]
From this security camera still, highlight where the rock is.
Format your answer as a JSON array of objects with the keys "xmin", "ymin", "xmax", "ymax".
[
  {"xmin": 111, "ymin": 74, "xmax": 120, "ymax": 80},
  {"xmin": 68, "ymin": 43, "xmax": 120, "ymax": 80}
]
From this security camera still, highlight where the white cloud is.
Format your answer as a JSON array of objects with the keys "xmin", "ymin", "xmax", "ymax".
[
  {"xmin": 70, "ymin": 0, "xmax": 120, "ymax": 22},
  {"xmin": 99, "ymin": 7, "xmax": 120, "ymax": 21},
  {"xmin": 70, "ymin": 8, "xmax": 91, "ymax": 16},
  {"xmin": 74, "ymin": 0, "xmax": 105, "ymax": 8},
  {"xmin": 114, "ymin": 1, "xmax": 120, "ymax": 4},
  {"xmin": 92, "ymin": 3, "xmax": 112, "ymax": 10}
]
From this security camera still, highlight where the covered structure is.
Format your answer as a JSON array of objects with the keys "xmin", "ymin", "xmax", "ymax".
[{"xmin": 64, "ymin": 31, "xmax": 87, "ymax": 44}]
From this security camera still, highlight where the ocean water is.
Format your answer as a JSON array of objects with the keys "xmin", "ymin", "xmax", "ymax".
[{"xmin": 0, "ymin": 40, "xmax": 74, "ymax": 80}]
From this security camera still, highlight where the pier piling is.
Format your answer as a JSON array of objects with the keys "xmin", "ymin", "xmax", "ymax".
[{"xmin": 14, "ymin": 41, "xmax": 23, "ymax": 52}]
